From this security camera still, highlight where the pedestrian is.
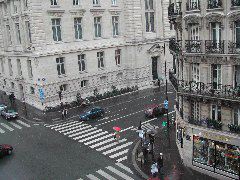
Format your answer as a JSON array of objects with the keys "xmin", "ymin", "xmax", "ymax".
[
  {"xmin": 64, "ymin": 108, "xmax": 68, "ymax": 118},
  {"xmin": 138, "ymin": 121, "xmax": 142, "ymax": 130},
  {"xmin": 151, "ymin": 161, "xmax": 158, "ymax": 177},
  {"xmin": 157, "ymin": 153, "xmax": 164, "ymax": 175},
  {"xmin": 61, "ymin": 109, "xmax": 65, "ymax": 120},
  {"xmin": 142, "ymin": 146, "xmax": 148, "ymax": 164}
]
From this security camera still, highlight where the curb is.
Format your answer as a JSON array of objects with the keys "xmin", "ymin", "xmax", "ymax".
[{"xmin": 132, "ymin": 139, "xmax": 149, "ymax": 180}]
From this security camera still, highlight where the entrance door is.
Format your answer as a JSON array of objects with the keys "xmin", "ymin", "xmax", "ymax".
[{"xmin": 152, "ymin": 57, "xmax": 158, "ymax": 80}]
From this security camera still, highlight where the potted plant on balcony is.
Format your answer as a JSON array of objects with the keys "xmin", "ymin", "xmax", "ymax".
[{"xmin": 228, "ymin": 124, "xmax": 240, "ymax": 134}]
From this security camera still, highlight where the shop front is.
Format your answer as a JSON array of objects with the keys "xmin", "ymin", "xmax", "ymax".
[{"xmin": 192, "ymin": 130, "xmax": 240, "ymax": 179}]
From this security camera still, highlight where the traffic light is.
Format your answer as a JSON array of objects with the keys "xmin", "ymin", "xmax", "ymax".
[{"xmin": 162, "ymin": 121, "xmax": 167, "ymax": 127}]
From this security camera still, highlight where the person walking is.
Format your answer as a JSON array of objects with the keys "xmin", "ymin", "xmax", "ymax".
[
  {"xmin": 151, "ymin": 161, "xmax": 158, "ymax": 177},
  {"xmin": 61, "ymin": 109, "xmax": 65, "ymax": 120},
  {"xmin": 142, "ymin": 146, "xmax": 148, "ymax": 164},
  {"xmin": 157, "ymin": 153, "xmax": 164, "ymax": 175},
  {"xmin": 138, "ymin": 121, "xmax": 142, "ymax": 130},
  {"xmin": 64, "ymin": 108, "xmax": 68, "ymax": 119}
]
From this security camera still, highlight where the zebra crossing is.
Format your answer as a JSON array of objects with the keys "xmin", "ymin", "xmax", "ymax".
[
  {"xmin": 77, "ymin": 162, "xmax": 139, "ymax": 180},
  {"xmin": 0, "ymin": 120, "xmax": 31, "ymax": 134},
  {"xmin": 44, "ymin": 121, "xmax": 133, "ymax": 163}
]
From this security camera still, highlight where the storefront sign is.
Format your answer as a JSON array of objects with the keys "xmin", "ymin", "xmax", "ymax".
[{"xmin": 202, "ymin": 132, "xmax": 230, "ymax": 142}]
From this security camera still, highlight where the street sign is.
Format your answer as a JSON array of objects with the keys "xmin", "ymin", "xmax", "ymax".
[
  {"xmin": 38, "ymin": 88, "xmax": 45, "ymax": 101},
  {"xmin": 164, "ymin": 100, "xmax": 168, "ymax": 109},
  {"xmin": 162, "ymin": 121, "xmax": 167, "ymax": 127}
]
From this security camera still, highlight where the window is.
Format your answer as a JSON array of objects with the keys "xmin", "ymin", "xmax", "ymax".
[
  {"xmin": 234, "ymin": 108, "xmax": 240, "ymax": 126},
  {"xmin": 188, "ymin": 0, "xmax": 199, "ymax": 10},
  {"xmin": 115, "ymin": 49, "xmax": 121, "ymax": 65},
  {"xmin": 30, "ymin": 87, "xmax": 35, "ymax": 94},
  {"xmin": 190, "ymin": 24, "xmax": 199, "ymax": 40},
  {"xmin": 235, "ymin": 21, "xmax": 240, "ymax": 48},
  {"xmin": 15, "ymin": 23, "xmax": 21, "ymax": 44},
  {"xmin": 52, "ymin": 19, "xmax": 62, "ymax": 41},
  {"xmin": 112, "ymin": 16, "xmax": 119, "ymax": 36},
  {"xmin": 25, "ymin": 21, "xmax": 32, "ymax": 44},
  {"xmin": 74, "ymin": 18, "xmax": 82, "ymax": 39},
  {"xmin": 211, "ymin": 22, "xmax": 221, "ymax": 45},
  {"xmin": 94, "ymin": 17, "xmax": 101, "ymax": 38},
  {"xmin": 6, "ymin": 25, "xmax": 12, "ymax": 45},
  {"xmin": 73, "ymin": 0, "xmax": 80, "ymax": 5},
  {"xmin": 3, "ymin": 3, "xmax": 7, "ymax": 15},
  {"xmin": 190, "ymin": 101, "xmax": 200, "ymax": 120},
  {"xmin": 80, "ymin": 80, "xmax": 87, "ymax": 87},
  {"xmin": 93, "ymin": 0, "xmax": 99, "ymax": 5},
  {"xmin": 27, "ymin": 60, "xmax": 33, "ymax": 78},
  {"xmin": 192, "ymin": 63, "xmax": 199, "ymax": 82},
  {"xmin": 51, "ymin": 0, "xmax": 57, "ymax": 5},
  {"xmin": 0, "ymin": 59, "xmax": 3, "ymax": 74},
  {"xmin": 212, "ymin": 64, "xmax": 221, "ymax": 89},
  {"xmin": 145, "ymin": 0, "xmax": 154, "ymax": 32},
  {"xmin": 8, "ymin": 59, "xmax": 13, "ymax": 76},
  {"xmin": 78, "ymin": 54, "xmax": 86, "ymax": 72},
  {"xmin": 234, "ymin": 65, "xmax": 240, "ymax": 87},
  {"xmin": 13, "ymin": 0, "xmax": 19, "ymax": 13},
  {"xmin": 212, "ymin": 104, "xmax": 221, "ymax": 121},
  {"xmin": 24, "ymin": 0, "xmax": 28, "ymax": 9},
  {"xmin": 59, "ymin": 84, "xmax": 67, "ymax": 91},
  {"xmin": 56, "ymin": 57, "xmax": 65, "ymax": 75},
  {"xmin": 17, "ymin": 59, "xmax": 22, "ymax": 76},
  {"xmin": 11, "ymin": 82, "xmax": 14, "ymax": 89},
  {"xmin": 97, "ymin": 51, "xmax": 104, "ymax": 68},
  {"xmin": 112, "ymin": 0, "xmax": 117, "ymax": 5}
]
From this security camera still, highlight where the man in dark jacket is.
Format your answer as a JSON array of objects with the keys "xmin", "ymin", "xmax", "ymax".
[{"xmin": 157, "ymin": 153, "xmax": 163, "ymax": 175}]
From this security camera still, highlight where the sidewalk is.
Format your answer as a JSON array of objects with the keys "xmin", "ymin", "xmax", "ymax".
[{"xmin": 132, "ymin": 124, "xmax": 216, "ymax": 180}]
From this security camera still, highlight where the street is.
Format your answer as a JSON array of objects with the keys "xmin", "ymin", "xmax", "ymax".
[{"xmin": 0, "ymin": 86, "xmax": 176, "ymax": 179}]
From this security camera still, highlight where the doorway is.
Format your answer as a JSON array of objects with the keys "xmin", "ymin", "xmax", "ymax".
[{"xmin": 152, "ymin": 57, "xmax": 158, "ymax": 80}]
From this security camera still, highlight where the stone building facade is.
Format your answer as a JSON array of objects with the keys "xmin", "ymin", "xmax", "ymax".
[
  {"xmin": 0, "ymin": 0, "xmax": 174, "ymax": 109},
  {"xmin": 168, "ymin": 0, "xmax": 240, "ymax": 179}
]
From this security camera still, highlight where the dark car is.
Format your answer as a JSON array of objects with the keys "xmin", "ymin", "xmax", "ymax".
[
  {"xmin": 0, "ymin": 144, "xmax": 13, "ymax": 157},
  {"xmin": 79, "ymin": 107, "xmax": 104, "ymax": 121},
  {"xmin": 1, "ymin": 109, "xmax": 18, "ymax": 120},
  {"xmin": 144, "ymin": 104, "xmax": 167, "ymax": 118}
]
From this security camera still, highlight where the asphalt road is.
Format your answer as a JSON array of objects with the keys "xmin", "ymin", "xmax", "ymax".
[{"xmin": 0, "ymin": 85, "xmax": 176, "ymax": 180}]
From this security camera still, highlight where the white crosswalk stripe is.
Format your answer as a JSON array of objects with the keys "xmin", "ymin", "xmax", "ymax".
[
  {"xmin": 96, "ymin": 169, "xmax": 117, "ymax": 180},
  {"xmin": 84, "ymin": 133, "xmax": 112, "ymax": 145},
  {"xmin": 103, "ymin": 142, "xmax": 133, "ymax": 155},
  {"xmin": 50, "ymin": 121, "xmax": 77, "ymax": 129},
  {"xmin": 16, "ymin": 120, "xmax": 30, "ymax": 127},
  {"xmin": 89, "ymin": 137, "xmax": 115, "ymax": 149},
  {"xmin": 96, "ymin": 139, "xmax": 127, "ymax": 151},
  {"xmin": 54, "ymin": 122, "xmax": 83, "ymax": 131},
  {"xmin": 69, "ymin": 127, "xmax": 97, "ymax": 138},
  {"xmin": 1, "ymin": 123, "xmax": 14, "ymax": 131},
  {"xmin": 116, "ymin": 162, "xmax": 133, "ymax": 174},
  {"xmin": 73, "ymin": 129, "xmax": 102, "ymax": 140},
  {"xmin": 0, "ymin": 120, "xmax": 31, "ymax": 134},
  {"xmin": 0, "ymin": 127, "xmax": 5, "ymax": 133},
  {"xmin": 63, "ymin": 125, "xmax": 91, "ymax": 135},
  {"xmin": 78, "ymin": 131, "xmax": 108, "ymax": 143},
  {"xmin": 116, "ymin": 156, "xmax": 128, "ymax": 163},
  {"xmin": 86, "ymin": 174, "xmax": 100, "ymax": 180},
  {"xmin": 9, "ymin": 122, "xmax": 22, "ymax": 129},
  {"xmin": 109, "ymin": 149, "xmax": 129, "ymax": 158},
  {"xmin": 106, "ymin": 166, "xmax": 134, "ymax": 180},
  {"xmin": 59, "ymin": 123, "xmax": 86, "ymax": 133}
]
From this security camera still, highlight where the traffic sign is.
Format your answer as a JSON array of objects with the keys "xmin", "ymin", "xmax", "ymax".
[
  {"xmin": 38, "ymin": 88, "xmax": 45, "ymax": 101},
  {"xmin": 164, "ymin": 100, "xmax": 168, "ymax": 109}
]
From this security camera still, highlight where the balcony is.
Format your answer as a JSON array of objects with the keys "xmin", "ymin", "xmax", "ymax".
[
  {"xmin": 168, "ymin": 2, "xmax": 182, "ymax": 22},
  {"xmin": 207, "ymin": 0, "xmax": 222, "ymax": 9},
  {"xmin": 169, "ymin": 38, "xmax": 182, "ymax": 53},
  {"xmin": 231, "ymin": 0, "xmax": 240, "ymax": 7},
  {"xmin": 205, "ymin": 40, "xmax": 224, "ymax": 54},
  {"xmin": 185, "ymin": 40, "xmax": 202, "ymax": 53},
  {"xmin": 188, "ymin": 117, "xmax": 222, "ymax": 131},
  {"xmin": 186, "ymin": 0, "xmax": 200, "ymax": 11},
  {"xmin": 228, "ymin": 41, "xmax": 240, "ymax": 54}
]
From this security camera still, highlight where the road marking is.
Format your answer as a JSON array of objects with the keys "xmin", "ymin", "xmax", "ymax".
[
  {"xmin": 106, "ymin": 166, "xmax": 134, "ymax": 180},
  {"xmin": 44, "ymin": 120, "xmax": 74, "ymax": 127},
  {"xmin": 52, "ymin": 117, "xmax": 60, "ymax": 121},
  {"xmin": 16, "ymin": 120, "xmax": 31, "ymax": 127},
  {"xmin": 96, "ymin": 139, "xmax": 127, "ymax": 151},
  {"xmin": 109, "ymin": 149, "xmax": 129, "ymax": 158},
  {"xmin": 116, "ymin": 162, "xmax": 133, "ymax": 174},
  {"xmin": 64, "ymin": 125, "xmax": 92, "ymax": 135},
  {"xmin": 89, "ymin": 137, "xmax": 115, "ymax": 149},
  {"xmin": 78, "ymin": 131, "xmax": 108, "ymax": 143},
  {"xmin": 9, "ymin": 122, "xmax": 22, "ymax": 129},
  {"xmin": 116, "ymin": 156, "xmax": 128, "ymax": 163},
  {"xmin": 86, "ymin": 174, "xmax": 100, "ymax": 180},
  {"xmin": 68, "ymin": 127, "xmax": 96, "ymax": 138},
  {"xmin": 1, "ymin": 123, "xmax": 14, "ymax": 131},
  {"xmin": 0, "ymin": 127, "xmax": 5, "ymax": 133},
  {"xmin": 120, "ymin": 126, "xmax": 134, "ymax": 132},
  {"xmin": 84, "ymin": 133, "xmax": 113, "ymax": 146},
  {"xmin": 96, "ymin": 169, "xmax": 117, "ymax": 180},
  {"xmin": 50, "ymin": 121, "xmax": 77, "ymax": 129},
  {"xmin": 103, "ymin": 142, "xmax": 133, "ymax": 155},
  {"xmin": 59, "ymin": 123, "xmax": 86, "ymax": 133},
  {"xmin": 55, "ymin": 122, "xmax": 83, "ymax": 131},
  {"xmin": 73, "ymin": 129, "xmax": 102, "ymax": 140}
]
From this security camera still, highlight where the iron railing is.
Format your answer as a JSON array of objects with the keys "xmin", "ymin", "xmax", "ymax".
[
  {"xmin": 186, "ymin": 0, "xmax": 200, "ymax": 11},
  {"xmin": 169, "ymin": 38, "xmax": 182, "ymax": 53},
  {"xmin": 185, "ymin": 40, "xmax": 202, "ymax": 53},
  {"xmin": 207, "ymin": 0, "xmax": 222, "ymax": 9},
  {"xmin": 205, "ymin": 40, "xmax": 225, "ymax": 54},
  {"xmin": 188, "ymin": 117, "xmax": 223, "ymax": 130},
  {"xmin": 228, "ymin": 41, "xmax": 240, "ymax": 54},
  {"xmin": 231, "ymin": 0, "xmax": 240, "ymax": 7}
]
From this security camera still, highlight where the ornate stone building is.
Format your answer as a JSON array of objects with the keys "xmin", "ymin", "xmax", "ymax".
[
  {"xmin": 168, "ymin": 0, "xmax": 240, "ymax": 179},
  {"xmin": 0, "ymin": 0, "xmax": 174, "ymax": 109}
]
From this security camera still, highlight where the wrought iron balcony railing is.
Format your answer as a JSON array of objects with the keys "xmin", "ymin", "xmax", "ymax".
[
  {"xmin": 231, "ymin": 0, "xmax": 240, "ymax": 7},
  {"xmin": 228, "ymin": 41, "xmax": 240, "ymax": 54},
  {"xmin": 205, "ymin": 40, "xmax": 224, "ymax": 54},
  {"xmin": 168, "ymin": 2, "xmax": 182, "ymax": 20},
  {"xmin": 188, "ymin": 117, "xmax": 223, "ymax": 130},
  {"xmin": 169, "ymin": 38, "xmax": 182, "ymax": 53},
  {"xmin": 185, "ymin": 40, "xmax": 202, "ymax": 53},
  {"xmin": 207, "ymin": 0, "xmax": 222, "ymax": 9},
  {"xmin": 186, "ymin": 0, "xmax": 200, "ymax": 11}
]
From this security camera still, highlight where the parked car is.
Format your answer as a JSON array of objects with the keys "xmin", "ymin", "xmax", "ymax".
[
  {"xmin": 0, "ymin": 104, "xmax": 7, "ymax": 111},
  {"xmin": 79, "ymin": 107, "xmax": 104, "ymax": 121},
  {"xmin": 1, "ymin": 109, "xmax": 18, "ymax": 120},
  {"xmin": 0, "ymin": 144, "xmax": 13, "ymax": 157},
  {"xmin": 144, "ymin": 104, "xmax": 167, "ymax": 118}
]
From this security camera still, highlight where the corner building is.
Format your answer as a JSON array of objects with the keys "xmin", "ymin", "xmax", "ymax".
[
  {"xmin": 0, "ymin": 0, "xmax": 174, "ymax": 109},
  {"xmin": 168, "ymin": 0, "xmax": 240, "ymax": 179}
]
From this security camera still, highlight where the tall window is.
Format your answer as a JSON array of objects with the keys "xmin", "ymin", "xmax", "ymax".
[
  {"xmin": 235, "ymin": 21, "xmax": 240, "ymax": 48},
  {"xmin": 13, "ymin": 0, "xmax": 19, "ymax": 13},
  {"xmin": 115, "ymin": 49, "xmax": 121, "ymax": 65},
  {"xmin": 97, "ymin": 52, "xmax": 104, "ymax": 68},
  {"xmin": 6, "ymin": 25, "xmax": 12, "ymax": 45},
  {"xmin": 15, "ymin": 23, "xmax": 21, "ymax": 44},
  {"xmin": 0, "ymin": 59, "xmax": 4, "ymax": 74},
  {"xmin": 191, "ymin": 101, "xmax": 200, "ymax": 120},
  {"xmin": 234, "ymin": 108, "xmax": 240, "ymax": 126},
  {"xmin": 51, "ymin": 0, "xmax": 57, "ymax": 5},
  {"xmin": 24, "ymin": 0, "xmax": 28, "ymax": 10},
  {"xmin": 211, "ymin": 22, "xmax": 221, "ymax": 44},
  {"xmin": 8, "ymin": 59, "xmax": 13, "ymax": 76},
  {"xmin": 212, "ymin": 64, "xmax": 221, "ymax": 89},
  {"xmin": 145, "ymin": 0, "xmax": 154, "ymax": 32},
  {"xmin": 56, "ymin": 57, "xmax": 65, "ymax": 75},
  {"xmin": 93, "ymin": 0, "xmax": 99, "ymax": 5},
  {"xmin": 74, "ymin": 18, "xmax": 82, "ymax": 39},
  {"xmin": 73, "ymin": 0, "xmax": 80, "ymax": 5},
  {"xmin": 52, "ymin": 19, "xmax": 62, "ymax": 41},
  {"xmin": 17, "ymin": 59, "xmax": 22, "ymax": 76},
  {"xmin": 192, "ymin": 63, "xmax": 200, "ymax": 82},
  {"xmin": 212, "ymin": 105, "xmax": 221, "ymax": 121},
  {"xmin": 190, "ymin": 24, "xmax": 199, "ymax": 40},
  {"xmin": 112, "ymin": 0, "xmax": 117, "ymax": 5},
  {"xmin": 112, "ymin": 16, "xmax": 119, "ymax": 36},
  {"xmin": 234, "ymin": 65, "xmax": 240, "ymax": 87},
  {"xmin": 25, "ymin": 21, "xmax": 32, "ymax": 44},
  {"xmin": 27, "ymin": 60, "xmax": 33, "ymax": 78},
  {"xmin": 94, "ymin": 17, "xmax": 101, "ymax": 37},
  {"xmin": 188, "ymin": 0, "xmax": 199, "ymax": 10},
  {"xmin": 78, "ymin": 54, "xmax": 86, "ymax": 72}
]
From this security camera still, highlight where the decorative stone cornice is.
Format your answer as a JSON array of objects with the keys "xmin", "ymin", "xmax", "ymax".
[
  {"xmin": 47, "ymin": 9, "xmax": 65, "ymax": 17},
  {"xmin": 227, "ymin": 10, "xmax": 240, "ymax": 29},
  {"xmin": 108, "ymin": 9, "xmax": 121, "ymax": 15},
  {"xmin": 183, "ymin": 14, "xmax": 202, "ymax": 30},
  {"xmin": 90, "ymin": 8, "xmax": 105, "ymax": 16},
  {"xmin": 69, "ymin": 9, "xmax": 86, "ymax": 16},
  {"xmin": 205, "ymin": 12, "xmax": 224, "ymax": 29}
]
